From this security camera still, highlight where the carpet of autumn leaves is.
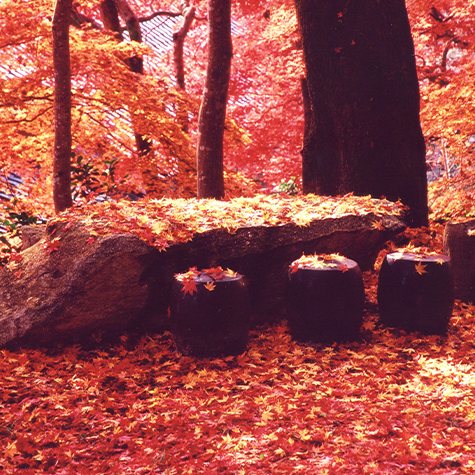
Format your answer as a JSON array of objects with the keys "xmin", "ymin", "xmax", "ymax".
[
  {"xmin": 54, "ymin": 194, "xmax": 402, "ymax": 250},
  {"xmin": 2, "ymin": 229, "xmax": 475, "ymax": 474}
]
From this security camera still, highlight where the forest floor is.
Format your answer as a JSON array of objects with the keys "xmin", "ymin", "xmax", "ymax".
[{"xmin": 1, "ymin": 224, "xmax": 475, "ymax": 474}]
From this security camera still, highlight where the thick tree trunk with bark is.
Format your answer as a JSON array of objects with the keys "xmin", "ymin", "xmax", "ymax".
[
  {"xmin": 52, "ymin": 0, "xmax": 73, "ymax": 213},
  {"xmin": 196, "ymin": 0, "xmax": 232, "ymax": 200},
  {"xmin": 99, "ymin": 0, "xmax": 123, "ymax": 36},
  {"xmin": 295, "ymin": 0, "xmax": 428, "ymax": 227}
]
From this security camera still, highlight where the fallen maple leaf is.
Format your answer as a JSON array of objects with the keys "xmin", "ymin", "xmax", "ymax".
[
  {"xmin": 292, "ymin": 253, "xmax": 344, "ymax": 270},
  {"xmin": 182, "ymin": 278, "xmax": 198, "ymax": 295},
  {"xmin": 371, "ymin": 220, "xmax": 385, "ymax": 231},
  {"xmin": 9, "ymin": 252, "xmax": 23, "ymax": 263},
  {"xmin": 175, "ymin": 267, "xmax": 198, "ymax": 282},
  {"xmin": 338, "ymin": 263, "xmax": 349, "ymax": 273},
  {"xmin": 362, "ymin": 319, "xmax": 376, "ymax": 331},
  {"xmin": 202, "ymin": 267, "xmax": 225, "ymax": 280},
  {"xmin": 4, "ymin": 440, "xmax": 18, "ymax": 458},
  {"xmin": 415, "ymin": 261, "xmax": 428, "ymax": 275},
  {"xmin": 290, "ymin": 262, "xmax": 299, "ymax": 274},
  {"xmin": 204, "ymin": 281, "xmax": 216, "ymax": 291},
  {"xmin": 224, "ymin": 268, "xmax": 238, "ymax": 278},
  {"xmin": 44, "ymin": 237, "xmax": 61, "ymax": 254}
]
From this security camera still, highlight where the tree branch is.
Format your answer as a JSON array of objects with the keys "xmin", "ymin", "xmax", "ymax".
[
  {"xmin": 5, "ymin": 107, "xmax": 53, "ymax": 124},
  {"xmin": 138, "ymin": 11, "xmax": 182, "ymax": 22}
]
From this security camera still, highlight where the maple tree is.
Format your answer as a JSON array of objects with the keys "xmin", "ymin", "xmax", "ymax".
[
  {"xmin": 0, "ymin": 0, "xmax": 304, "ymax": 213},
  {"xmin": 406, "ymin": 0, "xmax": 475, "ymax": 223},
  {"xmin": 196, "ymin": 0, "xmax": 232, "ymax": 199},
  {"xmin": 99, "ymin": 0, "xmax": 161, "ymax": 197},
  {"xmin": 0, "ymin": 0, "xmax": 248, "ymax": 211},
  {"xmin": 0, "ymin": 0, "xmax": 474, "ymax": 215},
  {"xmin": 52, "ymin": 0, "xmax": 74, "ymax": 213},
  {"xmin": 172, "ymin": 0, "xmax": 196, "ymax": 133}
]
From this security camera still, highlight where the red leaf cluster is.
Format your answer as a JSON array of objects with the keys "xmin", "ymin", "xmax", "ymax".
[
  {"xmin": 290, "ymin": 253, "xmax": 349, "ymax": 273},
  {"xmin": 53, "ymin": 194, "xmax": 403, "ymax": 251},
  {"xmin": 43, "ymin": 237, "xmax": 61, "ymax": 254},
  {"xmin": 175, "ymin": 266, "xmax": 242, "ymax": 295}
]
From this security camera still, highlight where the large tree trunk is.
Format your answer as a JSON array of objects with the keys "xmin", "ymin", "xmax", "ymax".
[
  {"xmin": 196, "ymin": 0, "xmax": 232, "ymax": 200},
  {"xmin": 52, "ymin": 0, "xmax": 73, "ymax": 213},
  {"xmin": 295, "ymin": 0, "xmax": 428, "ymax": 227}
]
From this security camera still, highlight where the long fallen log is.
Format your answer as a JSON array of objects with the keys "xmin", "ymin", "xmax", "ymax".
[{"xmin": 0, "ymin": 195, "xmax": 406, "ymax": 348}]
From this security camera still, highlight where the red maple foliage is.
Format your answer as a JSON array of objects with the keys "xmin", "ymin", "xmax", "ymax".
[{"xmin": 43, "ymin": 237, "xmax": 62, "ymax": 254}]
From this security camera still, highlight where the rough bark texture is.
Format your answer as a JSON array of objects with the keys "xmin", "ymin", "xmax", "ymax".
[
  {"xmin": 99, "ymin": 0, "xmax": 123, "ymax": 37},
  {"xmin": 196, "ymin": 0, "xmax": 232, "ymax": 199},
  {"xmin": 300, "ymin": 76, "xmax": 315, "ymax": 194},
  {"xmin": 52, "ymin": 0, "xmax": 73, "ymax": 213},
  {"xmin": 294, "ymin": 0, "xmax": 428, "ymax": 227},
  {"xmin": 0, "ymin": 211, "xmax": 405, "ymax": 349},
  {"xmin": 443, "ymin": 220, "xmax": 475, "ymax": 302}
]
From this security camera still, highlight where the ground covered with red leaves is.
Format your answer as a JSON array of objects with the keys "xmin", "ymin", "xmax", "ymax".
[{"xmin": 1, "ymin": 266, "xmax": 475, "ymax": 474}]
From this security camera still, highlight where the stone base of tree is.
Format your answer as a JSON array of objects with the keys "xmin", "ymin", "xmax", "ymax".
[
  {"xmin": 443, "ymin": 220, "xmax": 475, "ymax": 302},
  {"xmin": 0, "ymin": 211, "xmax": 405, "ymax": 349}
]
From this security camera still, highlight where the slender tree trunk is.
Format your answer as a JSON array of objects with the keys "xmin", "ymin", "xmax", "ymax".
[
  {"xmin": 100, "ymin": 0, "xmax": 160, "ymax": 195},
  {"xmin": 295, "ymin": 0, "xmax": 428, "ymax": 227},
  {"xmin": 173, "ymin": 2, "xmax": 196, "ymax": 133},
  {"xmin": 113, "ymin": 0, "xmax": 144, "ymax": 73},
  {"xmin": 99, "ymin": 0, "xmax": 122, "ymax": 35},
  {"xmin": 196, "ymin": 0, "xmax": 232, "ymax": 199},
  {"xmin": 52, "ymin": 0, "xmax": 73, "ymax": 213}
]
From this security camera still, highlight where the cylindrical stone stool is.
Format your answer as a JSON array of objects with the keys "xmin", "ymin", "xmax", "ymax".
[
  {"xmin": 377, "ymin": 250, "xmax": 454, "ymax": 334},
  {"xmin": 287, "ymin": 254, "xmax": 365, "ymax": 342}
]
